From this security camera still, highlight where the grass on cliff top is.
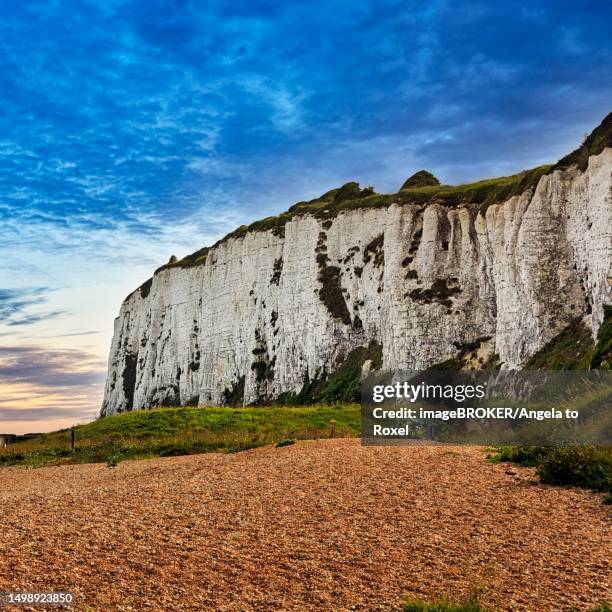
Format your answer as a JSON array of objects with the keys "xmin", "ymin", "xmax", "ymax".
[
  {"xmin": 142, "ymin": 112, "xmax": 612, "ymax": 282},
  {"xmin": 556, "ymin": 111, "xmax": 612, "ymax": 171},
  {"xmin": 0, "ymin": 404, "xmax": 360, "ymax": 468},
  {"xmin": 150, "ymin": 165, "xmax": 551, "ymax": 277}
]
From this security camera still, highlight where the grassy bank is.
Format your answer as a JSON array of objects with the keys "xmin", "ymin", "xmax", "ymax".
[{"xmin": 0, "ymin": 404, "xmax": 360, "ymax": 467}]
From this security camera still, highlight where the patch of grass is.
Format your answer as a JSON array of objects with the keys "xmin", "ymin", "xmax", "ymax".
[
  {"xmin": 488, "ymin": 445, "xmax": 549, "ymax": 467},
  {"xmin": 155, "ymin": 246, "xmax": 210, "ymax": 273},
  {"xmin": 522, "ymin": 306, "xmax": 611, "ymax": 370},
  {"xmin": 524, "ymin": 318, "xmax": 595, "ymax": 370},
  {"xmin": 106, "ymin": 452, "xmax": 122, "ymax": 468},
  {"xmin": 278, "ymin": 341, "xmax": 383, "ymax": 405},
  {"xmin": 124, "ymin": 277, "xmax": 153, "ymax": 301},
  {"xmin": 276, "ymin": 438, "xmax": 295, "ymax": 448},
  {"xmin": 403, "ymin": 592, "xmax": 487, "ymax": 611},
  {"xmin": 0, "ymin": 404, "xmax": 360, "ymax": 468}
]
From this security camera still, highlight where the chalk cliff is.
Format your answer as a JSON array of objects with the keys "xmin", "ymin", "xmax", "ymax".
[{"xmin": 101, "ymin": 115, "xmax": 612, "ymax": 415}]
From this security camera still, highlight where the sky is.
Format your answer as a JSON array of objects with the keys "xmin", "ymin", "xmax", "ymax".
[{"xmin": 1, "ymin": 0, "xmax": 611, "ymax": 434}]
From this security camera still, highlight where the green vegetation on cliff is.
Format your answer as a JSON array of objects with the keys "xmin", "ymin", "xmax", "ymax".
[
  {"xmin": 524, "ymin": 318, "xmax": 596, "ymax": 370},
  {"xmin": 524, "ymin": 305, "xmax": 611, "ymax": 370},
  {"xmin": 400, "ymin": 170, "xmax": 440, "ymax": 190},
  {"xmin": 211, "ymin": 167, "xmax": 553, "ymax": 251},
  {"xmin": 555, "ymin": 111, "xmax": 612, "ymax": 171},
  {"xmin": 591, "ymin": 304, "xmax": 612, "ymax": 369},
  {"xmin": 153, "ymin": 164, "xmax": 551, "ymax": 276},
  {"xmin": 277, "ymin": 341, "xmax": 383, "ymax": 405},
  {"xmin": 135, "ymin": 113, "xmax": 611, "ymax": 285}
]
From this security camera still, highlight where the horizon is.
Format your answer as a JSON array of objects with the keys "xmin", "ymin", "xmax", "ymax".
[{"xmin": 1, "ymin": 0, "xmax": 612, "ymax": 434}]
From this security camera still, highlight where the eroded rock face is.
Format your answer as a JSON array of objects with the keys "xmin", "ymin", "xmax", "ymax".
[{"xmin": 101, "ymin": 150, "xmax": 612, "ymax": 415}]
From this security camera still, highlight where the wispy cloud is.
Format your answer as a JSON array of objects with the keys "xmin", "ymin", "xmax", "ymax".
[
  {"xmin": 0, "ymin": 288, "xmax": 67, "ymax": 327},
  {"xmin": 0, "ymin": 346, "xmax": 106, "ymax": 388},
  {"xmin": 0, "ymin": 406, "xmax": 97, "ymax": 423},
  {"xmin": 0, "ymin": 346, "xmax": 105, "ymax": 433},
  {"xmin": 0, "ymin": 288, "xmax": 47, "ymax": 319}
]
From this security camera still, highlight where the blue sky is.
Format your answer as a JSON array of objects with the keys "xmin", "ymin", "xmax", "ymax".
[{"xmin": 1, "ymin": 0, "xmax": 611, "ymax": 433}]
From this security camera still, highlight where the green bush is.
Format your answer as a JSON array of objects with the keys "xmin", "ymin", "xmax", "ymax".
[
  {"xmin": 489, "ymin": 445, "xmax": 549, "ymax": 467},
  {"xmin": 491, "ymin": 445, "xmax": 612, "ymax": 501},
  {"xmin": 524, "ymin": 319, "xmax": 595, "ymax": 370},
  {"xmin": 106, "ymin": 453, "xmax": 122, "ymax": 468},
  {"xmin": 403, "ymin": 593, "xmax": 486, "ymax": 611},
  {"xmin": 403, "ymin": 594, "xmax": 610, "ymax": 611},
  {"xmin": 276, "ymin": 438, "xmax": 296, "ymax": 448},
  {"xmin": 537, "ymin": 446, "xmax": 612, "ymax": 493}
]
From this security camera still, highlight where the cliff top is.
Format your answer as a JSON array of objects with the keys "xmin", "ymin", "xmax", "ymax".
[
  {"xmin": 556, "ymin": 111, "xmax": 612, "ymax": 171},
  {"xmin": 151, "ymin": 112, "xmax": 611, "ymax": 277},
  {"xmin": 156, "ymin": 164, "xmax": 550, "ymax": 276}
]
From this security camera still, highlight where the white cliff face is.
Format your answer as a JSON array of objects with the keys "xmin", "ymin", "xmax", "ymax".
[{"xmin": 101, "ymin": 151, "xmax": 612, "ymax": 415}]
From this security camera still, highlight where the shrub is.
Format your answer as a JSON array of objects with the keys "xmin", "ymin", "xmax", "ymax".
[
  {"xmin": 403, "ymin": 592, "xmax": 487, "ymax": 611},
  {"xmin": 400, "ymin": 170, "xmax": 440, "ymax": 190},
  {"xmin": 537, "ymin": 446, "xmax": 612, "ymax": 493},
  {"xmin": 106, "ymin": 453, "xmax": 122, "ymax": 468},
  {"xmin": 490, "ymin": 445, "xmax": 549, "ymax": 467},
  {"xmin": 276, "ymin": 438, "xmax": 296, "ymax": 448}
]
